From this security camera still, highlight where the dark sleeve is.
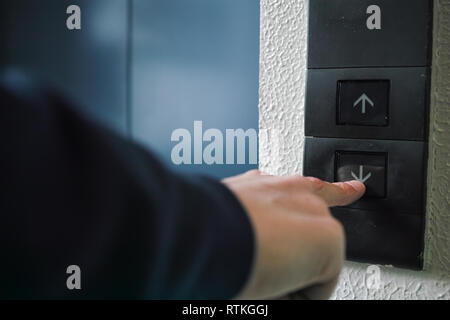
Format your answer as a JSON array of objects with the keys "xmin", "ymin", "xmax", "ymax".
[{"xmin": 0, "ymin": 74, "xmax": 255, "ymax": 299}]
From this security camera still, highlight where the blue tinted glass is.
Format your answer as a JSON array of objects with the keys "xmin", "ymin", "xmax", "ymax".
[{"xmin": 131, "ymin": 0, "xmax": 260, "ymax": 178}]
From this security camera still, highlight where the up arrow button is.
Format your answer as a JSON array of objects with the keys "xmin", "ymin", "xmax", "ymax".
[
  {"xmin": 353, "ymin": 93, "xmax": 374, "ymax": 114},
  {"xmin": 337, "ymin": 80, "xmax": 389, "ymax": 126}
]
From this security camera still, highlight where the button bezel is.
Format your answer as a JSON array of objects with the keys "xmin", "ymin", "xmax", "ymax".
[
  {"xmin": 334, "ymin": 151, "xmax": 388, "ymax": 198},
  {"xmin": 305, "ymin": 67, "xmax": 429, "ymax": 141},
  {"xmin": 303, "ymin": 137, "xmax": 425, "ymax": 213}
]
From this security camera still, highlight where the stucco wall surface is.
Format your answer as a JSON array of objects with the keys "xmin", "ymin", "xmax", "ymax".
[{"xmin": 258, "ymin": 0, "xmax": 450, "ymax": 299}]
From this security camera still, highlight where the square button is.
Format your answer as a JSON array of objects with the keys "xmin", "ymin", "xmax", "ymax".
[
  {"xmin": 337, "ymin": 80, "xmax": 389, "ymax": 126},
  {"xmin": 335, "ymin": 151, "xmax": 387, "ymax": 198}
]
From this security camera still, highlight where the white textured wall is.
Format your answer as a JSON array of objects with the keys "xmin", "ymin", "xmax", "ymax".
[{"xmin": 259, "ymin": 0, "xmax": 450, "ymax": 299}]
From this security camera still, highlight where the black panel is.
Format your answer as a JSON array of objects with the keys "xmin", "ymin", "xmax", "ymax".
[
  {"xmin": 308, "ymin": 0, "xmax": 432, "ymax": 68},
  {"xmin": 331, "ymin": 207, "xmax": 424, "ymax": 270},
  {"xmin": 305, "ymin": 0, "xmax": 431, "ymax": 270},
  {"xmin": 305, "ymin": 67, "xmax": 429, "ymax": 141}
]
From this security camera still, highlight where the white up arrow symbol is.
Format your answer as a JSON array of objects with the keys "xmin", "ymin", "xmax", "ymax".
[
  {"xmin": 353, "ymin": 93, "xmax": 374, "ymax": 114},
  {"xmin": 351, "ymin": 165, "xmax": 372, "ymax": 183}
]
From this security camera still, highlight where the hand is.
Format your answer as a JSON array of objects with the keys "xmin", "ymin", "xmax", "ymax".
[{"xmin": 222, "ymin": 170, "xmax": 365, "ymax": 300}]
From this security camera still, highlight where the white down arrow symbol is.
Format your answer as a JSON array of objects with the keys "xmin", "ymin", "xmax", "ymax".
[{"xmin": 351, "ymin": 165, "xmax": 372, "ymax": 183}]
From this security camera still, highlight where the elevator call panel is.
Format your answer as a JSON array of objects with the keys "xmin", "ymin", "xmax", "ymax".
[{"xmin": 303, "ymin": 0, "xmax": 432, "ymax": 269}]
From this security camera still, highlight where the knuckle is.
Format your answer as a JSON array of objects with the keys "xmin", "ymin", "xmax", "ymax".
[
  {"xmin": 318, "ymin": 219, "xmax": 345, "ymax": 279},
  {"xmin": 322, "ymin": 216, "xmax": 345, "ymax": 242},
  {"xmin": 307, "ymin": 177, "xmax": 326, "ymax": 192},
  {"xmin": 335, "ymin": 183, "xmax": 352, "ymax": 202},
  {"xmin": 329, "ymin": 218, "xmax": 345, "ymax": 242},
  {"xmin": 299, "ymin": 192, "xmax": 329, "ymax": 213},
  {"xmin": 327, "ymin": 218, "xmax": 345, "ymax": 252},
  {"xmin": 246, "ymin": 169, "xmax": 261, "ymax": 175},
  {"xmin": 280, "ymin": 175, "xmax": 309, "ymax": 189},
  {"xmin": 268, "ymin": 189, "xmax": 287, "ymax": 206}
]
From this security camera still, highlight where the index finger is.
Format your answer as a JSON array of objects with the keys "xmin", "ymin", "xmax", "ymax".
[{"xmin": 304, "ymin": 177, "xmax": 366, "ymax": 207}]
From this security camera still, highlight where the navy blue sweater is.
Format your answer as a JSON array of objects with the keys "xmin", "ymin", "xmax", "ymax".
[{"xmin": 0, "ymin": 73, "xmax": 254, "ymax": 299}]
